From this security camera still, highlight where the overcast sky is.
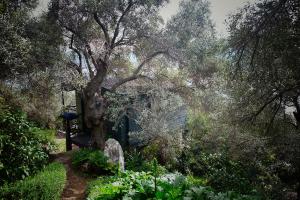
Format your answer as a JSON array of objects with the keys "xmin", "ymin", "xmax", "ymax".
[
  {"xmin": 160, "ymin": 0, "xmax": 255, "ymax": 37},
  {"xmin": 35, "ymin": 0, "xmax": 255, "ymax": 37}
]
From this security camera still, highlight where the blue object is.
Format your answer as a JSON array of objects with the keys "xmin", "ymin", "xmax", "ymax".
[{"xmin": 61, "ymin": 112, "xmax": 78, "ymax": 120}]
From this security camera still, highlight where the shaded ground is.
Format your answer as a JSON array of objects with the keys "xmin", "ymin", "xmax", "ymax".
[{"xmin": 54, "ymin": 151, "xmax": 88, "ymax": 200}]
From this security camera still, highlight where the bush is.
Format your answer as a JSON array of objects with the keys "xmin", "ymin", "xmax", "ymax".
[
  {"xmin": 31, "ymin": 128, "xmax": 57, "ymax": 153},
  {"xmin": 72, "ymin": 148, "xmax": 117, "ymax": 175},
  {"xmin": 0, "ymin": 162, "xmax": 66, "ymax": 200},
  {"xmin": 180, "ymin": 127, "xmax": 290, "ymax": 199},
  {"xmin": 125, "ymin": 150, "xmax": 167, "ymax": 175},
  {"xmin": 87, "ymin": 171, "xmax": 154, "ymax": 200},
  {"xmin": 182, "ymin": 151, "xmax": 253, "ymax": 194},
  {"xmin": 187, "ymin": 111, "xmax": 211, "ymax": 139},
  {"xmin": 184, "ymin": 187, "xmax": 260, "ymax": 200},
  {"xmin": 87, "ymin": 171, "xmax": 260, "ymax": 200},
  {"xmin": 0, "ymin": 99, "xmax": 52, "ymax": 184}
]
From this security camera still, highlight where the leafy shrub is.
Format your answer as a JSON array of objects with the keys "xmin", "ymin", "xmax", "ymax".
[
  {"xmin": 72, "ymin": 148, "xmax": 116, "ymax": 175},
  {"xmin": 184, "ymin": 187, "xmax": 260, "ymax": 200},
  {"xmin": 187, "ymin": 111, "xmax": 211, "ymax": 139},
  {"xmin": 180, "ymin": 134, "xmax": 288, "ymax": 198},
  {"xmin": 0, "ymin": 99, "xmax": 52, "ymax": 184},
  {"xmin": 183, "ymin": 151, "xmax": 252, "ymax": 194},
  {"xmin": 186, "ymin": 175, "xmax": 208, "ymax": 187},
  {"xmin": 87, "ymin": 171, "xmax": 260, "ymax": 200},
  {"xmin": 87, "ymin": 171, "xmax": 154, "ymax": 200},
  {"xmin": 31, "ymin": 128, "xmax": 57, "ymax": 153},
  {"xmin": 0, "ymin": 162, "xmax": 66, "ymax": 200},
  {"xmin": 125, "ymin": 150, "xmax": 167, "ymax": 175}
]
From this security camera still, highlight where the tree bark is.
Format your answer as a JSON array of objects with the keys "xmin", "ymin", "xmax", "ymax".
[
  {"xmin": 83, "ymin": 66, "xmax": 107, "ymax": 150},
  {"xmin": 90, "ymin": 121, "xmax": 106, "ymax": 149}
]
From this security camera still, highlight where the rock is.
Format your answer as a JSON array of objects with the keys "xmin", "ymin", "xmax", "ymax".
[{"xmin": 104, "ymin": 138, "xmax": 125, "ymax": 171}]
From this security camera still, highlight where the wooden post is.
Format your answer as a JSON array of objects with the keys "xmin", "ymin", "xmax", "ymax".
[{"xmin": 65, "ymin": 119, "xmax": 72, "ymax": 151}]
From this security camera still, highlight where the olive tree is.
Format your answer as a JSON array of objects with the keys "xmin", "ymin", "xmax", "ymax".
[
  {"xmin": 227, "ymin": 0, "xmax": 300, "ymax": 197},
  {"xmin": 55, "ymin": 0, "xmax": 215, "ymax": 149},
  {"xmin": 227, "ymin": 0, "xmax": 300, "ymax": 128}
]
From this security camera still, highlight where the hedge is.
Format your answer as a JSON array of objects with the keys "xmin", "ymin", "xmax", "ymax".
[{"xmin": 0, "ymin": 162, "xmax": 66, "ymax": 200}]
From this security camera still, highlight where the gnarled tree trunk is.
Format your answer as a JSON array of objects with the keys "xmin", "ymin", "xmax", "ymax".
[{"xmin": 83, "ymin": 67, "xmax": 107, "ymax": 150}]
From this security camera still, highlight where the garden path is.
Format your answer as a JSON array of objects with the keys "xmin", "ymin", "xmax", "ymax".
[{"xmin": 54, "ymin": 151, "xmax": 88, "ymax": 200}]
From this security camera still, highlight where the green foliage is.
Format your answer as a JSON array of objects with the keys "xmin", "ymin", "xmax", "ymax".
[
  {"xmin": 87, "ymin": 171, "xmax": 154, "ymax": 200},
  {"xmin": 0, "ymin": 162, "xmax": 66, "ymax": 200},
  {"xmin": 87, "ymin": 171, "xmax": 260, "ymax": 200},
  {"xmin": 166, "ymin": 0, "xmax": 217, "ymax": 88},
  {"xmin": 182, "ymin": 151, "xmax": 252, "ymax": 194},
  {"xmin": 125, "ymin": 150, "xmax": 167, "ymax": 175},
  {"xmin": 1, "ymin": 0, "xmax": 64, "ymax": 128},
  {"xmin": 0, "ymin": 98, "xmax": 52, "ymax": 184},
  {"xmin": 179, "ymin": 131, "xmax": 288, "ymax": 199},
  {"xmin": 186, "ymin": 175, "xmax": 208, "ymax": 187},
  {"xmin": 0, "ymin": 0, "xmax": 34, "ymax": 80},
  {"xmin": 72, "ymin": 148, "xmax": 116, "ymax": 175},
  {"xmin": 188, "ymin": 111, "xmax": 211, "ymax": 140},
  {"xmin": 128, "ymin": 86, "xmax": 185, "ymax": 168},
  {"xmin": 184, "ymin": 187, "xmax": 260, "ymax": 200},
  {"xmin": 227, "ymin": 1, "xmax": 300, "ymax": 195},
  {"xmin": 53, "ymin": 138, "xmax": 66, "ymax": 153},
  {"xmin": 31, "ymin": 128, "xmax": 57, "ymax": 153}
]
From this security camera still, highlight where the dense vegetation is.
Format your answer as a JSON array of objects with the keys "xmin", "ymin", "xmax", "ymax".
[
  {"xmin": 0, "ymin": 95, "xmax": 56, "ymax": 184},
  {"xmin": 0, "ymin": 0, "xmax": 299, "ymax": 199},
  {"xmin": 87, "ymin": 171, "xmax": 260, "ymax": 200},
  {"xmin": 72, "ymin": 148, "xmax": 117, "ymax": 175},
  {"xmin": 0, "ymin": 162, "xmax": 66, "ymax": 200}
]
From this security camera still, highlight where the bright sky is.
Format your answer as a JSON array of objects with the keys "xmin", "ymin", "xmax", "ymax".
[{"xmin": 35, "ymin": 0, "xmax": 255, "ymax": 37}]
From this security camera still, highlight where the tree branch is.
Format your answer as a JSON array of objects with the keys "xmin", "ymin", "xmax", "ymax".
[
  {"xmin": 69, "ymin": 34, "xmax": 82, "ymax": 74},
  {"xmin": 114, "ymin": 27, "xmax": 127, "ymax": 47},
  {"xmin": 110, "ymin": 51, "xmax": 167, "ymax": 91},
  {"xmin": 265, "ymin": 97, "xmax": 282, "ymax": 134},
  {"xmin": 111, "ymin": 1, "xmax": 134, "ymax": 48},
  {"xmin": 83, "ymin": 50, "xmax": 94, "ymax": 79},
  {"xmin": 85, "ymin": 44, "xmax": 100, "ymax": 70},
  {"xmin": 93, "ymin": 12, "xmax": 110, "ymax": 44},
  {"xmin": 132, "ymin": 50, "xmax": 167, "ymax": 75}
]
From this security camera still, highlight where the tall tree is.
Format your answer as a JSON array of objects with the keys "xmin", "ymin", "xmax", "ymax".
[
  {"xmin": 227, "ymin": 0, "xmax": 300, "ymax": 197},
  {"xmin": 0, "ymin": 0, "xmax": 38, "ymax": 80},
  {"xmin": 166, "ymin": 0, "xmax": 216, "ymax": 89},
  {"xmin": 55, "ymin": 0, "xmax": 215, "ymax": 149},
  {"xmin": 228, "ymin": 0, "xmax": 300, "ymax": 128},
  {"xmin": 0, "ymin": 0, "xmax": 65, "ymax": 127}
]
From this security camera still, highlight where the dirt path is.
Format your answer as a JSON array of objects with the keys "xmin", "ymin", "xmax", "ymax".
[{"xmin": 54, "ymin": 151, "xmax": 88, "ymax": 200}]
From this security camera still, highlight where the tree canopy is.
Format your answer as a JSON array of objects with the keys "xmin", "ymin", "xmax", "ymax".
[{"xmin": 227, "ymin": 0, "xmax": 300, "ymax": 129}]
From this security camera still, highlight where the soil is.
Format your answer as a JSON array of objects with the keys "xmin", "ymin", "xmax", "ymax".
[{"xmin": 54, "ymin": 151, "xmax": 89, "ymax": 200}]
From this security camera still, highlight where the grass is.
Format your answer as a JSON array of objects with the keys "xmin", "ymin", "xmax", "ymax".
[
  {"xmin": 0, "ymin": 162, "xmax": 67, "ymax": 200},
  {"xmin": 54, "ymin": 138, "xmax": 66, "ymax": 153}
]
